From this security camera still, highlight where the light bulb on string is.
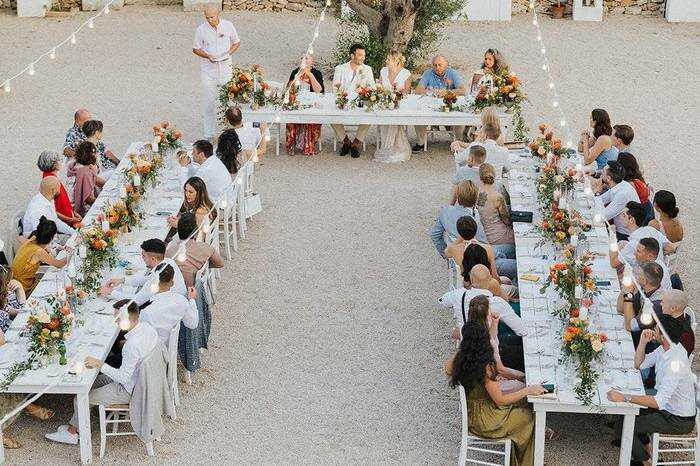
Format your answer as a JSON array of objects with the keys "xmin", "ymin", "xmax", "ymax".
[
  {"xmin": 264, "ymin": 134, "xmax": 271, "ymax": 142},
  {"xmin": 325, "ymin": 0, "xmax": 330, "ymax": 6},
  {"xmin": 314, "ymin": 30, "xmax": 319, "ymax": 39},
  {"xmin": 560, "ymin": 119, "xmax": 566, "ymax": 127},
  {"xmin": 639, "ymin": 298, "xmax": 654, "ymax": 326},
  {"xmin": 541, "ymin": 64, "xmax": 548, "ymax": 71},
  {"xmin": 252, "ymin": 154, "xmax": 259, "ymax": 163},
  {"xmin": 220, "ymin": 198, "xmax": 227, "ymax": 209},
  {"xmin": 320, "ymin": 10, "xmax": 325, "ymax": 21},
  {"xmin": 237, "ymin": 177, "xmax": 244, "ymax": 185},
  {"xmin": 529, "ymin": 1, "xmax": 534, "ymax": 7},
  {"xmin": 307, "ymin": 45, "xmax": 314, "ymax": 55},
  {"xmin": 70, "ymin": 33, "xmax": 77, "ymax": 45},
  {"xmin": 88, "ymin": 19, "xmax": 94, "ymax": 28},
  {"xmin": 3, "ymin": 81, "xmax": 10, "ymax": 93},
  {"xmin": 622, "ymin": 266, "xmax": 633, "ymax": 287},
  {"xmin": 274, "ymin": 115, "xmax": 281, "ymax": 123},
  {"xmin": 49, "ymin": 48, "xmax": 56, "ymax": 59},
  {"xmin": 548, "ymin": 82, "xmax": 554, "ymax": 89},
  {"xmin": 537, "ymin": 34, "xmax": 542, "ymax": 41},
  {"xmin": 532, "ymin": 18, "xmax": 538, "ymax": 25},
  {"xmin": 176, "ymin": 245, "xmax": 187, "ymax": 262},
  {"xmin": 118, "ymin": 309, "xmax": 130, "ymax": 331},
  {"xmin": 28, "ymin": 63, "xmax": 35, "ymax": 76},
  {"xmin": 104, "ymin": 4, "xmax": 110, "ymax": 13},
  {"xmin": 149, "ymin": 280, "xmax": 159, "ymax": 293},
  {"xmin": 566, "ymin": 139, "xmax": 573, "ymax": 148},
  {"xmin": 670, "ymin": 359, "xmax": 682, "ymax": 373},
  {"xmin": 540, "ymin": 47, "xmax": 546, "ymax": 55},
  {"xmin": 552, "ymin": 100, "xmax": 559, "ymax": 108}
]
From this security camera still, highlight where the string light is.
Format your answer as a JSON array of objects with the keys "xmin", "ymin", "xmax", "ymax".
[
  {"xmin": 88, "ymin": 19, "xmax": 94, "ymax": 29},
  {"xmin": 70, "ymin": 33, "xmax": 77, "ymax": 45},
  {"xmin": 3, "ymin": 81, "xmax": 10, "ymax": 93},
  {"xmin": 49, "ymin": 49, "xmax": 56, "ymax": 60},
  {"xmin": 104, "ymin": 4, "xmax": 109, "ymax": 13},
  {"xmin": 28, "ymin": 63, "xmax": 35, "ymax": 76},
  {"xmin": 541, "ymin": 64, "xmax": 548, "ymax": 71},
  {"xmin": 177, "ymin": 245, "xmax": 187, "ymax": 262},
  {"xmin": 548, "ymin": 82, "xmax": 555, "ymax": 89},
  {"xmin": 552, "ymin": 100, "xmax": 559, "ymax": 108}
]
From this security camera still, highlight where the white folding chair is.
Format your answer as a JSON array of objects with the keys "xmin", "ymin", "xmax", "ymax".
[
  {"xmin": 167, "ymin": 326, "xmax": 181, "ymax": 409},
  {"xmin": 8, "ymin": 208, "xmax": 25, "ymax": 262},
  {"xmin": 195, "ymin": 263, "xmax": 214, "ymax": 308},
  {"xmin": 236, "ymin": 170, "xmax": 248, "ymax": 239},
  {"xmin": 424, "ymin": 126, "xmax": 457, "ymax": 152},
  {"xmin": 650, "ymin": 400, "xmax": 699, "ymax": 465},
  {"xmin": 458, "ymin": 385, "xmax": 512, "ymax": 466},
  {"xmin": 98, "ymin": 404, "xmax": 154, "ymax": 458},
  {"xmin": 202, "ymin": 216, "xmax": 221, "ymax": 283},
  {"xmin": 448, "ymin": 258, "xmax": 460, "ymax": 291},
  {"xmin": 219, "ymin": 183, "xmax": 241, "ymax": 260}
]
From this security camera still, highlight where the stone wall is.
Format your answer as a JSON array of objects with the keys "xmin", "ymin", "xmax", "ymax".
[
  {"xmin": 223, "ymin": 0, "xmax": 321, "ymax": 12},
  {"xmin": 512, "ymin": 0, "xmax": 665, "ymax": 16}
]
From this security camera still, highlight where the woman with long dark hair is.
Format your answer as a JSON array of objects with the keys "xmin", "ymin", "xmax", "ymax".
[
  {"xmin": 580, "ymin": 108, "xmax": 618, "ymax": 171},
  {"xmin": 445, "ymin": 314, "xmax": 544, "ymax": 466},
  {"xmin": 617, "ymin": 152, "xmax": 653, "ymax": 223},
  {"xmin": 11, "ymin": 217, "xmax": 67, "ymax": 294},
  {"xmin": 649, "ymin": 190, "xmax": 683, "ymax": 243},
  {"xmin": 216, "ymin": 129, "xmax": 242, "ymax": 175}
]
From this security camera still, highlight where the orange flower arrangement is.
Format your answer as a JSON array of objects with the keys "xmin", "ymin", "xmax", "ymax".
[
  {"xmin": 541, "ymin": 246, "xmax": 599, "ymax": 320},
  {"xmin": 530, "ymin": 123, "xmax": 567, "ymax": 159},
  {"xmin": 561, "ymin": 317, "xmax": 608, "ymax": 405}
]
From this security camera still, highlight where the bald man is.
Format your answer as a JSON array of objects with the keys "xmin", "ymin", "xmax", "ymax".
[
  {"xmin": 63, "ymin": 108, "xmax": 92, "ymax": 158},
  {"xmin": 193, "ymin": 6, "xmax": 241, "ymax": 140},
  {"xmin": 413, "ymin": 55, "xmax": 467, "ymax": 151},
  {"xmin": 22, "ymin": 177, "xmax": 76, "ymax": 237}
]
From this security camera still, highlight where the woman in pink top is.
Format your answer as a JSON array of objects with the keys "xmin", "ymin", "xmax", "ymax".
[
  {"xmin": 476, "ymin": 163, "xmax": 514, "ymax": 252},
  {"xmin": 72, "ymin": 141, "xmax": 101, "ymax": 217}
]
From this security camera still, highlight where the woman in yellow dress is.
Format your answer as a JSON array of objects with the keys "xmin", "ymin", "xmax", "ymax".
[
  {"xmin": 11, "ymin": 217, "xmax": 67, "ymax": 295},
  {"xmin": 445, "ymin": 298, "xmax": 545, "ymax": 466}
]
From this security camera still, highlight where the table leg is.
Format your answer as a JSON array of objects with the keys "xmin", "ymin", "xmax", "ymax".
[
  {"xmin": 276, "ymin": 123, "xmax": 280, "ymax": 157},
  {"xmin": 77, "ymin": 393, "xmax": 92, "ymax": 464},
  {"xmin": 534, "ymin": 409, "xmax": 547, "ymax": 466},
  {"xmin": 618, "ymin": 413, "xmax": 636, "ymax": 466}
]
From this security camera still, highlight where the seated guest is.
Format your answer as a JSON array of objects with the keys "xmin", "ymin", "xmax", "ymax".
[
  {"xmin": 454, "ymin": 123, "xmax": 510, "ymax": 180},
  {"xmin": 0, "ymin": 267, "xmax": 25, "ymax": 332},
  {"xmin": 476, "ymin": 163, "xmax": 515, "ymax": 260},
  {"xmin": 100, "ymin": 239, "xmax": 186, "ymax": 306},
  {"xmin": 167, "ymin": 177, "xmax": 216, "ymax": 234},
  {"xmin": 469, "ymin": 49, "xmax": 509, "ymax": 95},
  {"xmin": 166, "ymin": 212, "xmax": 224, "ymax": 288},
  {"xmin": 617, "ymin": 152, "xmax": 653, "ymax": 223},
  {"xmin": 633, "ymin": 238, "xmax": 672, "ymax": 291},
  {"xmin": 82, "ymin": 120, "xmax": 119, "ymax": 175},
  {"xmin": 465, "ymin": 295, "xmax": 525, "ymax": 394},
  {"xmin": 413, "ymin": 55, "xmax": 466, "ymax": 150},
  {"xmin": 285, "ymin": 54, "xmax": 324, "ymax": 156},
  {"xmin": 612, "ymin": 124, "xmax": 634, "ymax": 154},
  {"xmin": 12, "ymin": 217, "xmax": 68, "ymax": 295},
  {"xmin": 332, "ymin": 43, "xmax": 375, "ymax": 158},
  {"xmin": 23, "ymin": 177, "xmax": 76, "ymax": 237},
  {"xmin": 374, "ymin": 50, "xmax": 413, "ymax": 163},
  {"xmin": 607, "ymin": 326, "xmax": 696, "ymax": 466},
  {"xmin": 474, "ymin": 106, "xmax": 506, "ymax": 145},
  {"xmin": 593, "ymin": 160, "xmax": 640, "ymax": 241},
  {"xmin": 610, "ymin": 201, "xmax": 670, "ymax": 270},
  {"xmin": 452, "ymin": 145, "xmax": 487, "ymax": 187},
  {"xmin": 224, "ymin": 106, "xmax": 267, "ymax": 160},
  {"xmin": 45, "ymin": 302, "xmax": 159, "ymax": 445},
  {"xmin": 430, "ymin": 181, "xmax": 487, "ymax": 258},
  {"xmin": 62, "ymin": 108, "xmax": 91, "ymax": 159},
  {"xmin": 438, "ymin": 265, "xmax": 526, "ymax": 336},
  {"xmin": 461, "ymin": 243, "xmax": 505, "ymax": 299},
  {"xmin": 139, "ymin": 265, "xmax": 199, "ymax": 344},
  {"xmin": 178, "ymin": 140, "xmax": 231, "ymax": 204},
  {"xmin": 216, "ymin": 129, "xmax": 242, "ymax": 176},
  {"xmin": 649, "ymin": 190, "xmax": 684, "ymax": 243},
  {"xmin": 619, "ymin": 261, "xmax": 666, "ymax": 327},
  {"xmin": 445, "ymin": 320, "xmax": 544, "ymax": 466},
  {"xmin": 37, "ymin": 150, "xmax": 81, "ymax": 227},
  {"xmin": 579, "ymin": 108, "xmax": 618, "ymax": 171},
  {"xmin": 72, "ymin": 141, "xmax": 102, "ymax": 217}
]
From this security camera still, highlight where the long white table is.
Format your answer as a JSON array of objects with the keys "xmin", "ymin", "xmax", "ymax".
[
  {"xmin": 507, "ymin": 149, "xmax": 645, "ymax": 466},
  {"xmin": 241, "ymin": 93, "xmax": 511, "ymax": 155},
  {"xmin": 0, "ymin": 142, "xmax": 182, "ymax": 464}
]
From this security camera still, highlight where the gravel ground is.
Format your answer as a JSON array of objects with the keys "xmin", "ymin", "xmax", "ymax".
[{"xmin": 1, "ymin": 7, "xmax": 699, "ymax": 465}]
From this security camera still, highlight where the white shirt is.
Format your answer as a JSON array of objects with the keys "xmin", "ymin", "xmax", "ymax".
[
  {"xmin": 180, "ymin": 155, "xmax": 232, "ymax": 204},
  {"xmin": 379, "ymin": 67, "xmax": 411, "ymax": 90},
  {"xmin": 438, "ymin": 287, "xmax": 527, "ymax": 336},
  {"xmin": 332, "ymin": 62, "xmax": 375, "ymax": 92},
  {"xmin": 235, "ymin": 123, "xmax": 262, "ymax": 152},
  {"xmin": 621, "ymin": 226, "xmax": 670, "ymax": 265},
  {"xmin": 101, "ymin": 322, "xmax": 158, "ymax": 393},
  {"xmin": 455, "ymin": 140, "xmax": 510, "ymax": 180},
  {"xmin": 140, "ymin": 290, "xmax": 198, "ymax": 345},
  {"xmin": 193, "ymin": 19, "xmax": 240, "ymax": 78},
  {"xmin": 121, "ymin": 258, "xmax": 187, "ymax": 306},
  {"xmin": 597, "ymin": 181, "xmax": 640, "ymax": 236},
  {"xmin": 22, "ymin": 193, "xmax": 75, "ymax": 236},
  {"xmin": 640, "ymin": 343, "xmax": 696, "ymax": 417}
]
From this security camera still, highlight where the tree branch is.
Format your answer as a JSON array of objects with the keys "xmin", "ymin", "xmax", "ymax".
[{"xmin": 345, "ymin": 0, "xmax": 383, "ymax": 37}]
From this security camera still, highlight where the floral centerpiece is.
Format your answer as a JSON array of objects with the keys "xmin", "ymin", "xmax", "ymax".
[
  {"xmin": 217, "ymin": 65, "xmax": 267, "ymax": 119},
  {"xmin": 470, "ymin": 69, "xmax": 528, "ymax": 141},
  {"xmin": 540, "ymin": 246, "xmax": 599, "ymax": 319},
  {"xmin": 125, "ymin": 152, "xmax": 163, "ymax": 193},
  {"xmin": 537, "ymin": 162, "xmax": 579, "ymax": 210},
  {"xmin": 0, "ymin": 294, "xmax": 75, "ymax": 390},
  {"xmin": 561, "ymin": 317, "xmax": 608, "ymax": 405},
  {"xmin": 102, "ymin": 199, "xmax": 141, "ymax": 233},
  {"xmin": 75, "ymin": 225, "xmax": 119, "ymax": 294},
  {"xmin": 335, "ymin": 85, "xmax": 349, "ymax": 110},
  {"xmin": 438, "ymin": 90, "xmax": 467, "ymax": 112},
  {"xmin": 350, "ymin": 85, "xmax": 397, "ymax": 111},
  {"xmin": 537, "ymin": 205, "xmax": 589, "ymax": 247},
  {"xmin": 529, "ymin": 124, "xmax": 567, "ymax": 159},
  {"xmin": 152, "ymin": 121, "xmax": 183, "ymax": 153}
]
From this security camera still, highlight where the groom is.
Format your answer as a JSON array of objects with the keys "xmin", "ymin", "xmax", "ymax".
[{"xmin": 331, "ymin": 44, "xmax": 375, "ymax": 158}]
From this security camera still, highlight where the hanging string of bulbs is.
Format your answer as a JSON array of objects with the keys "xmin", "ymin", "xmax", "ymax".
[{"xmin": 2, "ymin": 0, "xmax": 118, "ymax": 94}]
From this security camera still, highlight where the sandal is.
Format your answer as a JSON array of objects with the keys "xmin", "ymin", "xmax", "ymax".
[
  {"xmin": 3, "ymin": 433, "xmax": 21, "ymax": 449},
  {"xmin": 25, "ymin": 404, "xmax": 54, "ymax": 421},
  {"xmin": 545, "ymin": 427, "xmax": 560, "ymax": 441}
]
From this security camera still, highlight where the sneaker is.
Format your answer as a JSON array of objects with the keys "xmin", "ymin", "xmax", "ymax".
[
  {"xmin": 339, "ymin": 137, "xmax": 351, "ymax": 156},
  {"xmin": 350, "ymin": 139, "xmax": 361, "ymax": 158},
  {"xmin": 46, "ymin": 426, "xmax": 78, "ymax": 445},
  {"xmin": 412, "ymin": 144, "xmax": 424, "ymax": 153}
]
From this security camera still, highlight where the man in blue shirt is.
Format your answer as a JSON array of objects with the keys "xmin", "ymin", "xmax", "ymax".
[{"xmin": 413, "ymin": 55, "xmax": 467, "ymax": 152}]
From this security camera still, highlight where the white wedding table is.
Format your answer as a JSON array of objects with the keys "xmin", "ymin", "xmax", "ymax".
[
  {"xmin": 0, "ymin": 142, "xmax": 183, "ymax": 464},
  {"xmin": 241, "ymin": 93, "xmax": 511, "ymax": 155},
  {"xmin": 507, "ymin": 149, "xmax": 645, "ymax": 466}
]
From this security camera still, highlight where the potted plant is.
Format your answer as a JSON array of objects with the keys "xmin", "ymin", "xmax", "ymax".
[{"xmin": 551, "ymin": 0, "xmax": 566, "ymax": 18}]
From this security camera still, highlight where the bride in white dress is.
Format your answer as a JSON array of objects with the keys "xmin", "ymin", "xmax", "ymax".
[{"xmin": 374, "ymin": 51, "xmax": 412, "ymax": 163}]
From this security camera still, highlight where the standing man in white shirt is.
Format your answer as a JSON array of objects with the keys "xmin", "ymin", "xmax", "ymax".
[
  {"xmin": 593, "ymin": 160, "xmax": 640, "ymax": 241},
  {"xmin": 607, "ymin": 326, "xmax": 696, "ymax": 465},
  {"xmin": 193, "ymin": 5, "xmax": 241, "ymax": 141},
  {"xmin": 23, "ymin": 177, "xmax": 76, "ymax": 237},
  {"xmin": 100, "ymin": 239, "xmax": 187, "ymax": 306},
  {"xmin": 46, "ymin": 302, "xmax": 159, "ymax": 445},
  {"xmin": 178, "ymin": 139, "xmax": 231, "ymax": 203},
  {"xmin": 332, "ymin": 43, "xmax": 375, "ymax": 158},
  {"xmin": 140, "ymin": 264, "xmax": 199, "ymax": 344}
]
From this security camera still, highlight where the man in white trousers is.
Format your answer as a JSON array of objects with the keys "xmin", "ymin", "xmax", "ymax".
[{"xmin": 193, "ymin": 5, "xmax": 241, "ymax": 140}]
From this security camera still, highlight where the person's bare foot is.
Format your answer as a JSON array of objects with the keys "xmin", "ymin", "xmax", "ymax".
[
  {"xmin": 3, "ymin": 432, "xmax": 21, "ymax": 449},
  {"xmin": 25, "ymin": 403, "xmax": 53, "ymax": 421}
]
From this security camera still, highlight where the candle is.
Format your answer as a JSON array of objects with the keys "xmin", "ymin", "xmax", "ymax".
[
  {"xmin": 579, "ymin": 307, "xmax": 589, "ymax": 321},
  {"xmin": 152, "ymin": 138, "xmax": 159, "ymax": 153},
  {"xmin": 570, "ymin": 235, "xmax": 578, "ymax": 247},
  {"xmin": 119, "ymin": 185, "xmax": 127, "ymax": 198},
  {"xmin": 101, "ymin": 220, "xmax": 110, "ymax": 232},
  {"xmin": 67, "ymin": 261, "xmax": 77, "ymax": 278},
  {"xmin": 593, "ymin": 213, "xmax": 603, "ymax": 226},
  {"xmin": 133, "ymin": 173, "xmax": 141, "ymax": 187},
  {"xmin": 575, "ymin": 284, "xmax": 583, "ymax": 299},
  {"xmin": 558, "ymin": 196, "xmax": 568, "ymax": 210},
  {"xmin": 78, "ymin": 245, "xmax": 87, "ymax": 259}
]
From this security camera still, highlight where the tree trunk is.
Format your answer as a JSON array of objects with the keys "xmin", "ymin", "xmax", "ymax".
[{"xmin": 345, "ymin": 0, "xmax": 419, "ymax": 52}]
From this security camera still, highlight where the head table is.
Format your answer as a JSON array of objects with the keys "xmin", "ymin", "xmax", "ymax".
[
  {"xmin": 240, "ymin": 93, "xmax": 511, "ymax": 155},
  {"xmin": 508, "ymin": 148, "xmax": 645, "ymax": 466},
  {"xmin": 0, "ymin": 142, "xmax": 182, "ymax": 464}
]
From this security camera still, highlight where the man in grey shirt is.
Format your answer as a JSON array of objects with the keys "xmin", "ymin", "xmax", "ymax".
[{"xmin": 429, "ymin": 180, "xmax": 487, "ymax": 257}]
